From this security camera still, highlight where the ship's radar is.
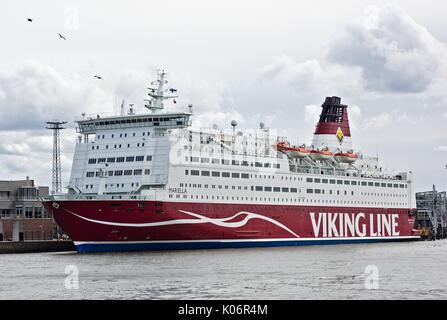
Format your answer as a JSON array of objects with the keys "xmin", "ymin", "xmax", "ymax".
[{"xmin": 144, "ymin": 69, "xmax": 178, "ymax": 113}]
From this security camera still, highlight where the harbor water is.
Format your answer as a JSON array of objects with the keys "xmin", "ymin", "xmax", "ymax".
[{"xmin": 0, "ymin": 240, "xmax": 446, "ymax": 300}]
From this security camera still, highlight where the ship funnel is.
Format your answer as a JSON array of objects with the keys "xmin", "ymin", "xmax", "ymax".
[{"xmin": 311, "ymin": 96, "xmax": 353, "ymax": 152}]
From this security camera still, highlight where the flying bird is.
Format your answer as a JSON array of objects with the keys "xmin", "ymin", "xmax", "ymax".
[
  {"xmin": 58, "ymin": 33, "xmax": 67, "ymax": 40},
  {"xmin": 94, "ymin": 75, "xmax": 103, "ymax": 80},
  {"xmin": 27, "ymin": 18, "xmax": 33, "ymax": 22}
]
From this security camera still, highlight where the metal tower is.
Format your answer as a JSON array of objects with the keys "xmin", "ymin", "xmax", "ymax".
[
  {"xmin": 416, "ymin": 185, "xmax": 447, "ymax": 239},
  {"xmin": 46, "ymin": 121, "xmax": 67, "ymax": 194}
]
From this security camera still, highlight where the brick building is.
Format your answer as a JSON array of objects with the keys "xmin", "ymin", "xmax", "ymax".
[{"xmin": 0, "ymin": 178, "xmax": 54, "ymax": 241}]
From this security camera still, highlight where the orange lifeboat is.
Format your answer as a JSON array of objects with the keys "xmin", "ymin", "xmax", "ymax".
[
  {"xmin": 276, "ymin": 142, "xmax": 311, "ymax": 159},
  {"xmin": 334, "ymin": 150, "xmax": 358, "ymax": 163},
  {"xmin": 310, "ymin": 148, "xmax": 333, "ymax": 161}
]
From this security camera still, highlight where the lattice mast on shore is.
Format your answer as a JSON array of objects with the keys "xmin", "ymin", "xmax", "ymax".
[{"xmin": 46, "ymin": 121, "xmax": 67, "ymax": 194}]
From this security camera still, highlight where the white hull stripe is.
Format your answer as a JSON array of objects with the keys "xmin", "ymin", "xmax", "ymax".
[
  {"xmin": 74, "ymin": 236, "xmax": 420, "ymax": 246},
  {"xmin": 62, "ymin": 208, "xmax": 300, "ymax": 238}
]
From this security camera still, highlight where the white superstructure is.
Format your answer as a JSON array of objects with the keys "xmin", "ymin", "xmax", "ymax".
[{"xmin": 67, "ymin": 71, "xmax": 416, "ymax": 211}]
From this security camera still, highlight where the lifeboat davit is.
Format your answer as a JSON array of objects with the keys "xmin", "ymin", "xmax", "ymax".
[
  {"xmin": 334, "ymin": 151, "xmax": 358, "ymax": 163},
  {"xmin": 276, "ymin": 142, "xmax": 311, "ymax": 159},
  {"xmin": 310, "ymin": 148, "xmax": 333, "ymax": 161}
]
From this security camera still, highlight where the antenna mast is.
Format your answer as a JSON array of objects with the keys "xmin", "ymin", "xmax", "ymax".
[
  {"xmin": 46, "ymin": 120, "xmax": 67, "ymax": 194},
  {"xmin": 144, "ymin": 69, "xmax": 178, "ymax": 113}
]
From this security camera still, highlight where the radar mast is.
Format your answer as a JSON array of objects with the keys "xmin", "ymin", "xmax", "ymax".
[{"xmin": 144, "ymin": 69, "xmax": 178, "ymax": 113}]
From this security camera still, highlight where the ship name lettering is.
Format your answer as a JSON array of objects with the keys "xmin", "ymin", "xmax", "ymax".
[{"xmin": 169, "ymin": 188, "xmax": 187, "ymax": 194}]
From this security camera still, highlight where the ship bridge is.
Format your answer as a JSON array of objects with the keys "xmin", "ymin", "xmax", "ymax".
[{"xmin": 76, "ymin": 112, "xmax": 191, "ymax": 135}]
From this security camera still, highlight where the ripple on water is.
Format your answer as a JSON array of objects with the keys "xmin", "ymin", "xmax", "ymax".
[{"xmin": 0, "ymin": 241, "xmax": 446, "ymax": 299}]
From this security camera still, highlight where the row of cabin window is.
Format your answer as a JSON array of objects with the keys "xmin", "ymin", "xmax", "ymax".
[
  {"xmin": 179, "ymin": 183, "xmax": 248, "ymax": 190},
  {"xmin": 185, "ymin": 170, "xmax": 249, "ymax": 179},
  {"xmin": 96, "ymin": 132, "xmax": 152, "ymax": 139},
  {"xmin": 306, "ymin": 177, "xmax": 406, "ymax": 189},
  {"xmin": 168, "ymin": 194, "xmax": 407, "ymax": 207},
  {"xmin": 187, "ymin": 157, "xmax": 281, "ymax": 169},
  {"xmin": 307, "ymin": 188, "xmax": 353, "ymax": 196},
  {"xmin": 254, "ymin": 186, "xmax": 299, "ymax": 193},
  {"xmin": 88, "ymin": 155, "xmax": 152, "ymax": 164},
  {"xmin": 85, "ymin": 182, "xmax": 140, "ymax": 189},
  {"xmin": 86, "ymin": 169, "xmax": 150, "ymax": 177},
  {"xmin": 87, "ymin": 116, "xmax": 184, "ymax": 128},
  {"xmin": 361, "ymin": 192, "xmax": 407, "ymax": 198},
  {"xmin": 91, "ymin": 143, "xmax": 146, "ymax": 150}
]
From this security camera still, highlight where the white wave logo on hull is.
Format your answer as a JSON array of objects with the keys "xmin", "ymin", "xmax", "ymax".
[{"xmin": 62, "ymin": 207, "xmax": 300, "ymax": 238}]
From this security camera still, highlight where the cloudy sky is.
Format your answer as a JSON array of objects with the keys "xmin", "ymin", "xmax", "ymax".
[{"xmin": 1, "ymin": 0, "xmax": 446, "ymax": 191}]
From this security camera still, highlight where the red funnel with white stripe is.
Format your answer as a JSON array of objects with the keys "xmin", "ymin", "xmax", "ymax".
[{"xmin": 311, "ymin": 96, "xmax": 353, "ymax": 152}]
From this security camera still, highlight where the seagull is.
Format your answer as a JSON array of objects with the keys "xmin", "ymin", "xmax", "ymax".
[
  {"xmin": 94, "ymin": 75, "xmax": 103, "ymax": 80},
  {"xmin": 27, "ymin": 18, "xmax": 33, "ymax": 22},
  {"xmin": 58, "ymin": 33, "xmax": 67, "ymax": 40}
]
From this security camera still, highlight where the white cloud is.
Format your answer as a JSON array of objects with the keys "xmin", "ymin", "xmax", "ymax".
[
  {"xmin": 328, "ymin": 5, "xmax": 447, "ymax": 93},
  {"xmin": 0, "ymin": 61, "xmax": 112, "ymax": 131},
  {"xmin": 362, "ymin": 109, "xmax": 423, "ymax": 130},
  {"xmin": 263, "ymin": 5, "xmax": 447, "ymax": 95},
  {"xmin": 261, "ymin": 56, "xmax": 364, "ymax": 96},
  {"xmin": 434, "ymin": 145, "xmax": 447, "ymax": 152}
]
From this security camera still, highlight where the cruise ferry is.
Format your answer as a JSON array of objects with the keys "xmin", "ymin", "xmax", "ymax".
[{"xmin": 42, "ymin": 70, "xmax": 420, "ymax": 252}]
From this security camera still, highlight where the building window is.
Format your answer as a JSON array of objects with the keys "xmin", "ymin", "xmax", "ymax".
[
  {"xmin": 144, "ymin": 169, "xmax": 151, "ymax": 175},
  {"xmin": 146, "ymin": 155, "xmax": 153, "ymax": 161},
  {"xmin": 34, "ymin": 207, "xmax": 42, "ymax": 218},
  {"xmin": 133, "ymin": 169, "xmax": 143, "ymax": 175},
  {"xmin": 117, "ymin": 157, "xmax": 125, "ymax": 163},
  {"xmin": 136, "ymin": 156, "xmax": 144, "ymax": 161},
  {"xmin": 25, "ymin": 207, "xmax": 33, "ymax": 218},
  {"xmin": 88, "ymin": 158, "xmax": 97, "ymax": 164},
  {"xmin": 126, "ymin": 156, "xmax": 135, "ymax": 162}
]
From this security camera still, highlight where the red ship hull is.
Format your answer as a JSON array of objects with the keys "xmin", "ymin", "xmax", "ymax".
[{"xmin": 42, "ymin": 200, "xmax": 420, "ymax": 252}]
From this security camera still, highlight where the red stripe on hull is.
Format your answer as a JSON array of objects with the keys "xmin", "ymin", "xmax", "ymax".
[{"xmin": 42, "ymin": 200, "xmax": 418, "ymax": 243}]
